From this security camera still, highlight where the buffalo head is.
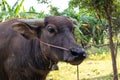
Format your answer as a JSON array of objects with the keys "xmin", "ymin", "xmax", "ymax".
[{"xmin": 12, "ymin": 16, "xmax": 86, "ymax": 65}]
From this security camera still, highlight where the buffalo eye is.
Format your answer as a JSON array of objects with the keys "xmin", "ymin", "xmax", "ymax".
[
  {"xmin": 48, "ymin": 27, "xmax": 55, "ymax": 33},
  {"xmin": 46, "ymin": 24, "xmax": 57, "ymax": 34}
]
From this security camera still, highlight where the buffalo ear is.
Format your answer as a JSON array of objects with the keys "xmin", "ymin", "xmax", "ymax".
[{"xmin": 12, "ymin": 22, "xmax": 39, "ymax": 39}]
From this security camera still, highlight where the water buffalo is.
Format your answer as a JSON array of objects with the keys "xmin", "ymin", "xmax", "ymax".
[{"xmin": 0, "ymin": 16, "xmax": 86, "ymax": 80}]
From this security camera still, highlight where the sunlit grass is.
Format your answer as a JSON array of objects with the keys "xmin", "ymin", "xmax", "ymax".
[{"xmin": 46, "ymin": 47, "xmax": 120, "ymax": 80}]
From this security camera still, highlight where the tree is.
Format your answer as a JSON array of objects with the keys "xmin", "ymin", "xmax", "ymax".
[
  {"xmin": 68, "ymin": 0, "xmax": 119, "ymax": 79},
  {"xmin": 0, "ymin": 0, "xmax": 46, "ymax": 21}
]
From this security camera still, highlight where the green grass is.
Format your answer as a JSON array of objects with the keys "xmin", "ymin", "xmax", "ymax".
[{"xmin": 46, "ymin": 47, "xmax": 120, "ymax": 80}]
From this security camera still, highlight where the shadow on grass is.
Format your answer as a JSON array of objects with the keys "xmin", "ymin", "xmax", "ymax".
[{"xmin": 81, "ymin": 73, "xmax": 120, "ymax": 80}]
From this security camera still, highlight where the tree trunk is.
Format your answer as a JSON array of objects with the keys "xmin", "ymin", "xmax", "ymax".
[
  {"xmin": 108, "ymin": 16, "xmax": 118, "ymax": 80},
  {"xmin": 104, "ymin": 0, "xmax": 118, "ymax": 80}
]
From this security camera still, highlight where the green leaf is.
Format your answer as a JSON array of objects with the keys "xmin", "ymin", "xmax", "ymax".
[
  {"xmin": 1, "ymin": 0, "xmax": 6, "ymax": 11},
  {"xmin": 3, "ymin": 0, "xmax": 12, "ymax": 11},
  {"xmin": 14, "ymin": 0, "xmax": 24, "ymax": 14},
  {"xmin": 12, "ymin": 0, "xmax": 20, "ymax": 10}
]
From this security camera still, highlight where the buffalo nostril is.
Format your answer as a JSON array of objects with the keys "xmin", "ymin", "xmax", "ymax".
[
  {"xmin": 70, "ymin": 49, "xmax": 79, "ymax": 56},
  {"xmin": 83, "ymin": 53, "xmax": 87, "ymax": 57},
  {"xmin": 70, "ymin": 48, "xmax": 86, "ymax": 58},
  {"xmin": 79, "ymin": 52, "xmax": 87, "ymax": 58}
]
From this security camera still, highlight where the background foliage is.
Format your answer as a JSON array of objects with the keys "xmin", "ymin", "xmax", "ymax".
[{"xmin": 0, "ymin": 0, "xmax": 120, "ymax": 79}]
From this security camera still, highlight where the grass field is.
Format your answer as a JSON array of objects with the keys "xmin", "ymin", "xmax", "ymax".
[{"xmin": 46, "ymin": 47, "xmax": 120, "ymax": 80}]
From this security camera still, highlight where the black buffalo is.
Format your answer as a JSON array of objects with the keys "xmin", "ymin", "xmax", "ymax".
[{"xmin": 0, "ymin": 16, "xmax": 86, "ymax": 80}]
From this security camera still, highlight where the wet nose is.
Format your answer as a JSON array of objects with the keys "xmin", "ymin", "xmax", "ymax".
[{"xmin": 70, "ymin": 48, "xmax": 86, "ymax": 58}]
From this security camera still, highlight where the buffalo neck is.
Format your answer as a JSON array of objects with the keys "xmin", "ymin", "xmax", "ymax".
[{"xmin": 29, "ymin": 39, "xmax": 54, "ymax": 74}]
